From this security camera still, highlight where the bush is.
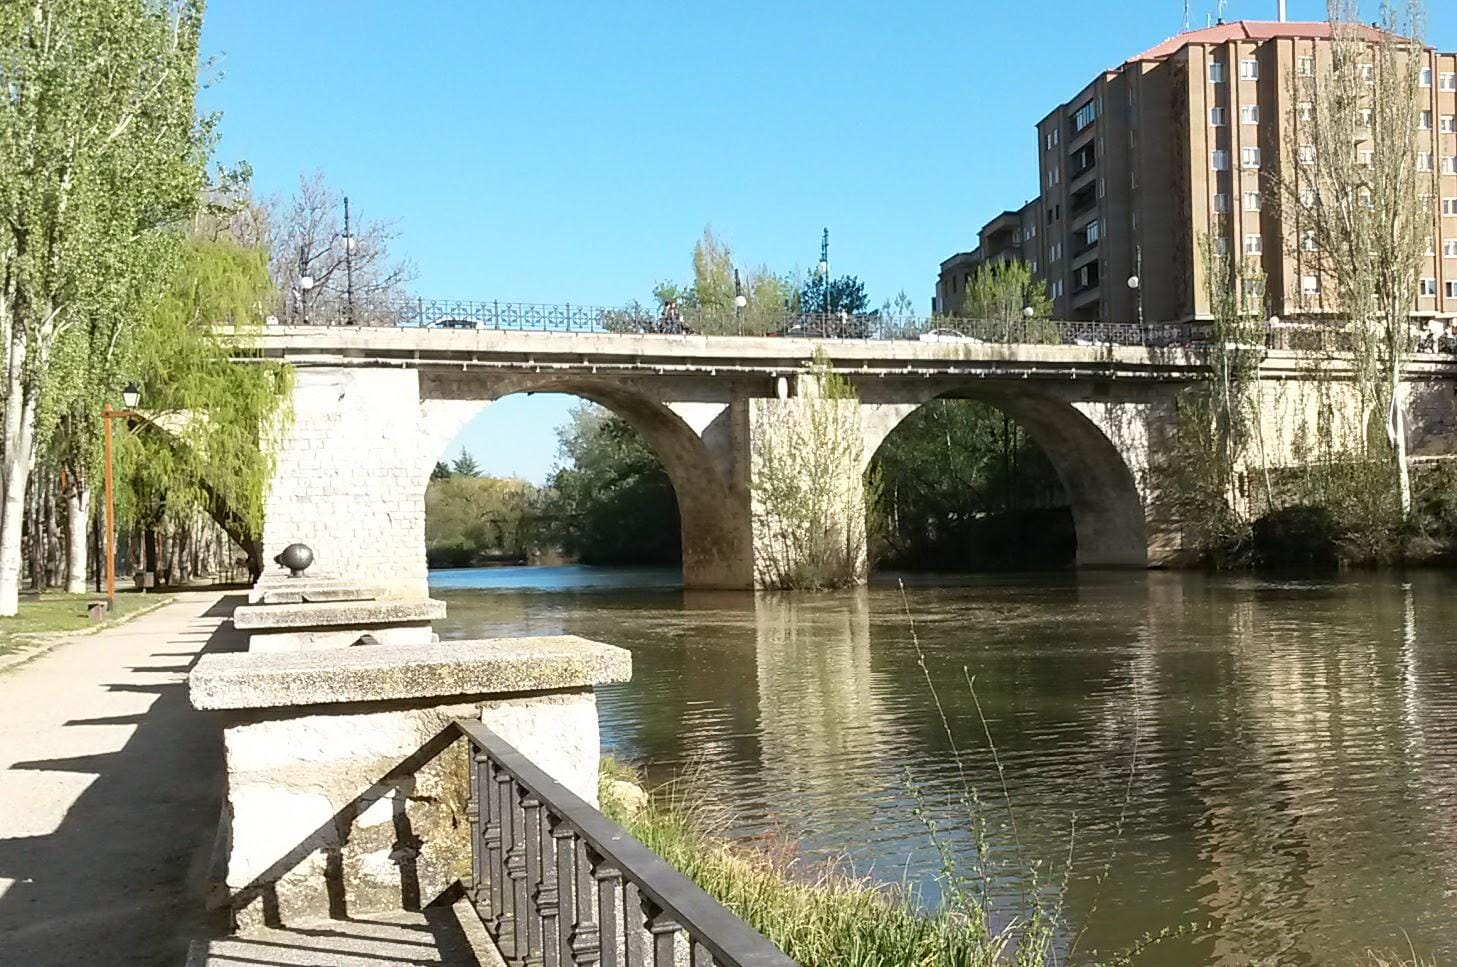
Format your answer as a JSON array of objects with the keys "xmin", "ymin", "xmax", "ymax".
[{"xmin": 1251, "ymin": 504, "xmax": 1341, "ymax": 568}]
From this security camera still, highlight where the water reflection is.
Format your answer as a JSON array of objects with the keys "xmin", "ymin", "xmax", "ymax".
[{"xmin": 433, "ymin": 567, "xmax": 1457, "ymax": 964}]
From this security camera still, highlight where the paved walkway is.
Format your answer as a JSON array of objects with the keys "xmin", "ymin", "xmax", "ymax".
[{"xmin": 0, "ymin": 591, "xmax": 244, "ymax": 967}]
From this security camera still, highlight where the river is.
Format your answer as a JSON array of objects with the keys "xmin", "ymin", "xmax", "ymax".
[{"xmin": 430, "ymin": 566, "xmax": 1457, "ymax": 964}]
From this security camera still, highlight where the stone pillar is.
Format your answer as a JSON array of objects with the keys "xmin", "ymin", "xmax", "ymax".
[
  {"xmin": 745, "ymin": 396, "xmax": 868, "ymax": 588},
  {"xmin": 188, "ymin": 636, "xmax": 631, "ymax": 930},
  {"xmin": 261, "ymin": 368, "xmax": 474, "ymax": 597}
]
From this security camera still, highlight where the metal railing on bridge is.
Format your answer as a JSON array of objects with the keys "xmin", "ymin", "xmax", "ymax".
[
  {"xmin": 276, "ymin": 297, "xmax": 1457, "ymax": 355},
  {"xmin": 281, "ymin": 296, "xmax": 1194, "ymax": 346},
  {"xmin": 457, "ymin": 718, "xmax": 796, "ymax": 966}
]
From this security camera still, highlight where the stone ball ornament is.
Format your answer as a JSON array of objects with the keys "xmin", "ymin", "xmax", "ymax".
[{"xmin": 275, "ymin": 543, "xmax": 315, "ymax": 578}]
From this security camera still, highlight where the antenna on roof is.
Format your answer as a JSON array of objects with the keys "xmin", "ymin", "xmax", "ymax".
[
  {"xmin": 1183, "ymin": 0, "xmax": 1190, "ymax": 31},
  {"xmin": 1278, "ymin": 0, "xmax": 1287, "ymax": 20}
]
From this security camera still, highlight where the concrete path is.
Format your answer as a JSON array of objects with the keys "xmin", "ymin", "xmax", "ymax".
[{"xmin": 0, "ymin": 591, "xmax": 245, "ymax": 967}]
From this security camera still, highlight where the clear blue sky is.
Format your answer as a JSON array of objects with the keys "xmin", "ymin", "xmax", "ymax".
[{"xmin": 200, "ymin": 0, "xmax": 1455, "ymax": 482}]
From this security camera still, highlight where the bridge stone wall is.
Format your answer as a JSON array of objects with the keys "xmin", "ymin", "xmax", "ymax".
[{"xmin": 262, "ymin": 369, "xmax": 474, "ymax": 596}]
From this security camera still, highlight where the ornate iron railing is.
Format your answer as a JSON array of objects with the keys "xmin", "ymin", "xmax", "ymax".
[
  {"xmin": 455, "ymin": 719, "xmax": 796, "ymax": 966},
  {"xmin": 278, "ymin": 295, "xmax": 1210, "ymax": 346}
]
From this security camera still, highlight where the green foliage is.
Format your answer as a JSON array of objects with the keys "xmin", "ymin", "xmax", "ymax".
[
  {"xmin": 751, "ymin": 353, "xmax": 868, "ymax": 589},
  {"xmin": 645, "ymin": 227, "xmax": 797, "ymax": 336},
  {"xmin": 799, "ymin": 271, "xmax": 869, "ymax": 316},
  {"xmin": 544, "ymin": 405, "xmax": 680, "ymax": 565},
  {"xmin": 450, "ymin": 449, "xmax": 481, "ymax": 478},
  {"xmin": 431, "ymin": 461, "xmax": 452, "ymax": 481},
  {"xmin": 112, "ymin": 240, "xmax": 292, "ymax": 546},
  {"xmin": 424, "ymin": 474, "xmax": 543, "ymax": 567},
  {"xmin": 870, "ymin": 400, "xmax": 1069, "ymax": 569},
  {"xmin": 958, "ymin": 261, "xmax": 1051, "ymax": 324}
]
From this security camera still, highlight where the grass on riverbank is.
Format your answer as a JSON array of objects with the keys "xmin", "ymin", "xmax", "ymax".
[
  {"xmin": 0, "ymin": 592, "xmax": 172, "ymax": 657},
  {"xmin": 599, "ymin": 758, "xmax": 1052, "ymax": 967}
]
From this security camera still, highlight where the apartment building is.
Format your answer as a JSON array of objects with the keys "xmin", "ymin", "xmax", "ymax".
[
  {"xmin": 932, "ymin": 201, "xmax": 1038, "ymax": 314},
  {"xmin": 939, "ymin": 20, "xmax": 1457, "ymax": 323}
]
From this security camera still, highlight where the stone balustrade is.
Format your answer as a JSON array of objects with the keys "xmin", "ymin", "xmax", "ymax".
[
  {"xmin": 234, "ymin": 570, "xmax": 446, "ymax": 652},
  {"xmin": 187, "ymin": 635, "xmax": 631, "ymax": 931}
]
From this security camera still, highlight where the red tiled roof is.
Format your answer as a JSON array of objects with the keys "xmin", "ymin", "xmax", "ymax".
[{"xmin": 1126, "ymin": 19, "xmax": 1388, "ymax": 64}]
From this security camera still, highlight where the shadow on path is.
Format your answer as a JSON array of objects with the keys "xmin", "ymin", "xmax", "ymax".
[{"xmin": 0, "ymin": 594, "xmax": 246, "ymax": 967}]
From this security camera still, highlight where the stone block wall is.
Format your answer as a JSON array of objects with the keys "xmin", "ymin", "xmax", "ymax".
[{"xmin": 189, "ymin": 637, "xmax": 630, "ymax": 931}]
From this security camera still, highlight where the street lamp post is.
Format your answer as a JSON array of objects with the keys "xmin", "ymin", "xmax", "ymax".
[
  {"xmin": 1127, "ymin": 244, "xmax": 1145, "ymax": 344},
  {"xmin": 101, "ymin": 383, "xmax": 141, "ymax": 611},
  {"xmin": 343, "ymin": 196, "xmax": 357, "ymax": 326},
  {"xmin": 733, "ymin": 268, "xmax": 746, "ymax": 332},
  {"xmin": 818, "ymin": 228, "xmax": 830, "ymax": 321}
]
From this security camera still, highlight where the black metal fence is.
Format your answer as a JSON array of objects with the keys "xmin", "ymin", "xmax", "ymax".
[
  {"xmin": 282, "ymin": 296, "xmax": 1201, "ymax": 346},
  {"xmin": 457, "ymin": 719, "xmax": 796, "ymax": 966}
]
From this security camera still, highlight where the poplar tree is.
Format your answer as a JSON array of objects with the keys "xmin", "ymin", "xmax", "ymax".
[{"xmin": 0, "ymin": 0, "xmax": 210, "ymax": 613}]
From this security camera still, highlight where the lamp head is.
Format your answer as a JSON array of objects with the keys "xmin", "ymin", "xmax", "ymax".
[
  {"xmin": 1023, "ymin": 306, "xmax": 1035, "ymax": 318},
  {"xmin": 298, "ymin": 275, "xmax": 316, "ymax": 291},
  {"xmin": 735, "ymin": 294, "xmax": 748, "ymax": 308},
  {"xmin": 1127, "ymin": 275, "xmax": 1141, "ymax": 290},
  {"xmin": 121, "ymin": 383, "xmax": 141, "ymax": 409}
]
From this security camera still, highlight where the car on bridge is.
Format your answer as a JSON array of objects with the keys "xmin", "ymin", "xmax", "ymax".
[
  {"xmin": 430, "ymin": 316, "xmax": 486, "ymax": 330},
  {"xmin": 917, "ymin": 328, "xmax": 984, "ymax": 344}
]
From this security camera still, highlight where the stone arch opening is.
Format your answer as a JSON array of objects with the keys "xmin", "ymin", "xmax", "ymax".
[
  {"xmin": 421, "ymin": 374, "xmax": 750, "ymax": 588},
  {"xmin": 863, "ymin": 389, "xmax": 1148, "ymax": 569}
]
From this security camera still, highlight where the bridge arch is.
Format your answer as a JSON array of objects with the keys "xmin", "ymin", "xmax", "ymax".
[
  {"xmin": 861, "ymin": 388, "xmax": 1149, "ymax": 568},
  {"xmin": 421, "ymin": 373, "xmax": 751, "ymax": 588}
]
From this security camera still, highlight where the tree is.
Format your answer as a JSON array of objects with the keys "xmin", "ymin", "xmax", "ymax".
[
  {"xmin": 870, "ymin": 400, "xmax": 1067, "ymax": 568},
  {"xmin": 799, "ymin": 271, "xmax": 869, "ymax": 316},
  {"xmin": 0, "ymin": 0, "xmax": 210, "ymax": 614},
  {"xmin": 431, "ymin": 461, "xmax": 452, "ymax": 480},
  {"xmin": 648, "ymin": 227, "xmax": 795, "ymax": 336},
  {"xmin": 751, "ymin": 353, "xmax": 869, "ymax": 589},
  {"xmin": 959, "ymin": 260, "xmax": 1052, "ymax": 321},
  {"xmin": 1276, "ymin": 0, "xmax": 1428, "ymax": 515},
  {"xmin": 112, "ymin": 238, "xmax": 293, "ymax": 580},
  {"xmin": 425, "ymin": 474, "xmax": 543, "ymax": 567},
  {"xmin": 451, "ymin": 449, "xmax": 481, "ymax": 477},
  {"xmin": 270, "ymin": 172, "xmax": 414, "ymax": 325},
  {"xmin": 543, "ymin": 405, "xmax": 680, "ymax": 565}
]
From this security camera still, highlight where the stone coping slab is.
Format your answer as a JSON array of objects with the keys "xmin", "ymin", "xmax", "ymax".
[
  {"xmin": 257, "ymin": 585, "xmax": 389, "ymax": 605},
  {"xmin": 232, "ymin": 598, "xmax": 445, "ymax": 630},
  {"xmin": 188, "ymin": 635, "xmax": 632, "ymax": 711}
]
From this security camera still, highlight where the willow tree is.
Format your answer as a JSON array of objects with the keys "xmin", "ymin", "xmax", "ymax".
[
  {"xmin": 957, "ymin": 260, "xmax": 1056, "ymax": 342},
  {"xmin": 1277, "ymin": 0, "xmax": 1428, "ymax": 515},
  {"xmin": 111, "ymin": 239, "xmax": 292, "ymax": 580},
  {"xmin": 0, "ymin": 0, "xmax": 210, "ymax": 613}
]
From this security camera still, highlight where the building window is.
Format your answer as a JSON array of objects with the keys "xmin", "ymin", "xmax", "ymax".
[
  {"xmin": 1213, "ymin": 192, "xmax": 1231, "ymax": 214},
  {"xmin": 1213, "ymin": 149, "xmax": 1230, "ymax": 171},
  {"xmin": 1086, "ymin": 220, "xmax": 1101, "ymax": 245},
  {"xmin": 1358, "ymin": 148, "xmax": 1374, "ymax": 166},
  {"xmin": 1444, "ymin": 239, "xmax": 1457, "ymax": 258},
  {"xmin": 1300, "ymin": 187, "xmax": 1319, "ymax": 208},
  {"xmin": 1049, "ymin": 242, "xmax": 1061, "ymax": 262},
  {"xmin": 1214, "ymin": 236, "xmax": 1229, "ymax": 257},
  {"xmin": 1442, "ymin": 73, "xmax": 1457, "ymax": 92},
  {"xmin": 1298, "ymin": 102, "xmax": 1313, "ymax": 122},
  {"xmin": 1299, "ymin": 144, "xmax": 1316, "ymax": 165},
  {"xmin": 1444, "ymin": 198, "xmax": 1457, "ymax": 216},
  {"xmin": 1303, "ymin": 274, "xmax": 1320, "ymax": 294},
  {"xmin": 1245, "ymin": 234, "xmax": 1263, "ymax": 255},
  {"xmin": 1241, "ymin": 104, "xmax": 1260, "ymax": 124},
  {"xmin": 1419, "ymin": 278, "xmax": 1438, "ymax": 297},
  {"xmin": 1420, "ymin": 110, "xmax": 1433, "ymax": 130},
  {"xmin": 1444, "ymin": 157, "xmax": 1457, "ymax": 175},
  {"xmin": 1298, "ymin": 56, "xmax": 1315, "ymax": 77},
  {"xmin": 1420, "ymin": 67, "xmax": 1433, "ymax": 87},
  {"xmin": 1240, "ymin": 59, "xmax": 1259, "ymax": 81},
  {"xmin": 1048, "ymin": 165, "xmax": 1060, "ymax": 187},
  {"xmin": 1447, "ymin": 280, "xmax": 1457, "ymax": 298},
  {"xmin": 1302, "ymin": 231, "xmax": 1318, "ymax": 251},
  {"xmin": 1358, "ymin": 62, "xmax": 1375, "ymax": 83},
  {"xmin": 1242, "ymin": 147, "xmax": 1261, "ymax": 169},
  {"xmin": 1073, "ymin": 99, "xmax": 1098, "ymax": 132},
  {"xmin": 1210, "ymin": 60, "xmax": 1226, "ymax": 83},
  {"xmin": 1442, "ymin": 116, "xmax": 1457, "ymax": 134},
  {"xmin": 1244, "ymin": 192, "xmax": 1261, "ymax": 212},
  {"xmin": 1360, "ymin": 188, "xmax": 1374, "ymax": 209},
  {"xmin": 1359, "ymin": 108, "xmax": 1373, "ymax": 128},
  {"xmin": 1210, "ymin": 106, "xmax": 1227, "ymax": 126},
  {"xmin": 1418, "ymin": 152, "xmax": 1433, "ymax": 172}
]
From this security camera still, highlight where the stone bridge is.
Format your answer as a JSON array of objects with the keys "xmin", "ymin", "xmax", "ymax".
[{"xmin": 246, "ymin": 327, "xmax": 1457, "ymax": 591}]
